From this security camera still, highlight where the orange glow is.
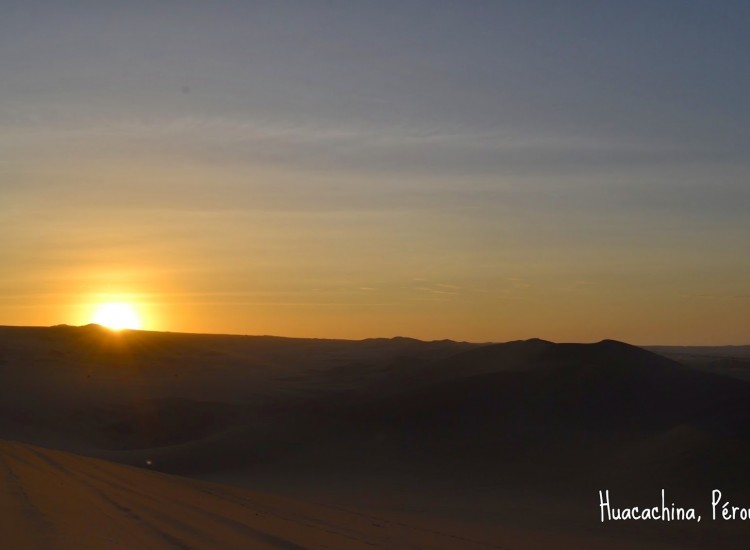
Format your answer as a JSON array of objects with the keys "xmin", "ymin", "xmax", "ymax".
[{"xmin": 91, "ymin": 303, "xmax": 143, "ymax": 331}]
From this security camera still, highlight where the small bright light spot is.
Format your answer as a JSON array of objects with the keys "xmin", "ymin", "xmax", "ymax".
[{"xmin": 91, "ymin": 303, "xmax": 142, "ymax": 331}]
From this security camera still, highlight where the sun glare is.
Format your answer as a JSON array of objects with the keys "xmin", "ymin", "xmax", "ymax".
[{"xmin": 91, "ymin": 303, "xmax": 143, "ymax": 331}]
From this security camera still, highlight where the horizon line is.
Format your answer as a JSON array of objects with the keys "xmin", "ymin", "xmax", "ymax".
[{"xmin": 1, "ymin": 324, "xmax": 748, "ymax": 348}]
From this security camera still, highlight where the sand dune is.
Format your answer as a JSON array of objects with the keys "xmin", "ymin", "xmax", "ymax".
[
  {"xmin": 1, "ymin": 439, "xmax": 485, "ymax": 549},
  {"xmin": 3, "ymin": 325, "xmax": 750, "ymax": 548},
  {"xmin": 0, "ymin": 439, "xmax": 655, "ymax": 550},
  {"xmin": 646, "ymin": 345, "xmax": 750, "ymax": 382}
]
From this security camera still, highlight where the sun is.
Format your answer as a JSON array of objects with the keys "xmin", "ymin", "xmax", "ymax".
[{"xmin": 91, "ymin": 303, "xmax": 143, "ymax": 331}]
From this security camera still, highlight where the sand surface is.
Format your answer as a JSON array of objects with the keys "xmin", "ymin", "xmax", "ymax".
[
  {"xmin": 2, "ymin": 439, "xmax": 682, "ymax": 549},
  {"xmin": 3, "ymin": 326, "xmax": 750, "ymax": 548},
  {"xmin": 1, "ymin": 439, "xmax": 500, "ymax": 549}
]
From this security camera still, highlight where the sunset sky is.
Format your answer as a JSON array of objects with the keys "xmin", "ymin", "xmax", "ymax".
[{"xmin": 1, "ymin": 1, "xmax": 748, "ymax": 344}]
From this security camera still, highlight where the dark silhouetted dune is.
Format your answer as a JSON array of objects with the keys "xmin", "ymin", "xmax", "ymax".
[{"xmin": 3, "ymin": 325, "xmax": 750, "ymax": 548}]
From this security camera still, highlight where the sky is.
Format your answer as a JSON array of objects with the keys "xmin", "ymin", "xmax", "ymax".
[{"xmin": 1, "ymin": 1, "xmax": 749, "ymax": 344}]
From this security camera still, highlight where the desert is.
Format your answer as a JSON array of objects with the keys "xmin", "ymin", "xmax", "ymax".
[
  {"xmin": 3, "ymin": 2, "xmax": 748, "ymax": 548},
  {"xmin": 3, "ymin": 325, "xmax": 750, "ymax": 548}
]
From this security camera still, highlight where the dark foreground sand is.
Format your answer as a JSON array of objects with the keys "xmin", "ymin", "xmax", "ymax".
[
  {"xmin": 1, "ymin": 439, "xmax": 676, "ymax": 549},
  {"xmin": 1, "ymin": 439, "xmax": 496, "ymax": 549}
]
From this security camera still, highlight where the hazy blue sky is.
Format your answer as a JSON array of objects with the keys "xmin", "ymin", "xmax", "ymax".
[{"xmin": 1, "ymin": 1, "xmax": 748, "ymax": 343}]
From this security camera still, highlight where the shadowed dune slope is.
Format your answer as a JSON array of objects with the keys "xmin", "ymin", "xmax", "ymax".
[
  {"xmin": 0, "ymin": 325, "xmax": 475, "ymax": 453},
  {"xmin": 0, "ymin": 439, "xmax": 658, "ymax": 550},
  {"xmin": 3, "ymin": 326, "xmax": 750, "ymax": 495},
  {"xmin": 252, "ymin": 339, "xmax": 750, "ymax": 498},
  {"xmin": 3, "ymin": 327, "xmax": 750, "ymax": 548}
]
